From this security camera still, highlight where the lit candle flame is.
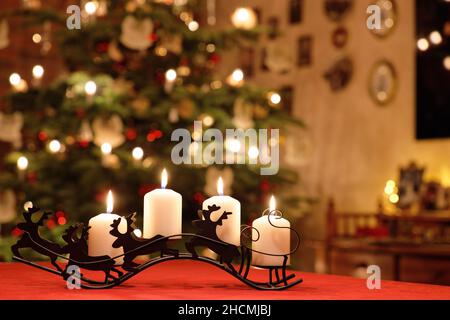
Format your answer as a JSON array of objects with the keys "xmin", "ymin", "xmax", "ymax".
[
  {"xmin": 161, "ymin": 168, "xmax": 168, "ymax": 189},
  {"xmin": 269, "ymin": 195, "xmax": 276, "ymax": 212},
  {"xmin": 106, "ymin": 190, "xmax": 113, "ymax": 213},
  {"xmin": 217, "ymin": 177, "xmax": 224, "ymax": 195}
]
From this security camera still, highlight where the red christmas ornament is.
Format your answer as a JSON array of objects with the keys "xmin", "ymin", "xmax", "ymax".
[
  {"xmin": 146, "ymin": 129, "xmax": 163, "ymax": 142},
  {"xmin": 126, "ymin": 128, "xmax": 138, "ymax": 141},
  {"xmin": 209, "ymin": 53, "xmax": 221, "ymax": 64},
  {"xmin": 260, "ymin": 179, "xmax": 270, "ymax": 193},
  {"xmin": 11, "ymin": 227, "xmax": 24, "ymax": 237},
  {"xmin": 75, "ymin": 108, "xmax": 85, "ymax": 118},
  {"xmin": 38, "ymin": 131, "xmax": 47, "ymax": 141},
  {"xmin": 146, "ymin": 132, "xmax": 155, "ymax": 142},
  {"xmin": 96, "ymin": 41, "xmax": 110, "ymax": 53},
  {"xmin": 57, "ymin": 216, "xmax": 67, "ymax": 225},
  {"xmin": 55, "ymin": 210, "xmax": 65, "ymax": 218},
  {"xmin": 154, "ymin": 130, "xmax": 163, "ymax": 138},
  {"xmin": 155, "ymin": 70, "xmax": 166, "ymax": 85},
  {"xmin": 193, "ymin": 192, "xmax": 206, "ymax": 204},
  {"xmin": 149, "ymin": 32, "xmax": 159, "ymax": 42},
  {"xmin": 46, "ymin": 219, "xmax": 56, "ymax": 229},
  {"xmin": 79, "ymin": 140, "xmax": 89, "ymax": 148},
  {"xmin": 27, "ymin": 171, "xmax": 38, "ymax": 184}
]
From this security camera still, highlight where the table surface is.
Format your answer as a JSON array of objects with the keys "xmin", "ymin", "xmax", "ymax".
[{"xmin": 1, "ymin": 260, "xmax": 450, "ymax": 300}]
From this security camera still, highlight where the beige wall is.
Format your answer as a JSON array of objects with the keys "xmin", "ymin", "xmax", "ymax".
[{"xmin": 218, "ymin": 0, "xmax": 450, "ymax": 243}]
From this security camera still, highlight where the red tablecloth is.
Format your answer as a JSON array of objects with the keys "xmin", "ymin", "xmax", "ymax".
[{"xmin": 1, "ymin": 260, "xmax": 449, "ymax": 300}]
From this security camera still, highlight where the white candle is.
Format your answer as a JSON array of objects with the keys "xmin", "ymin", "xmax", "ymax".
[
  {"xmin": 16, "ymin": 156, "xmax": 28, "ymax": 181},
  {"xmin": 32, "ymin": 65, "xmax": 44, "ymax": 87},
  {"xmin": 84, "ymin": 80, "xmax": 96, "ymax": 104},
  {"xmin": 88, "ymin": 190, "xmax": 125, "ymax": 265},
  {"xmin": 252, "ymin": 196, "xmax": 291, "ymax": 267},
  {"xmin": 202, "ymin": 177, "xmax": 241, "ymax": 246},
  {"xmin": 143, "ymin": 169, "xmax": 182, "ymax": 239},
  {"xmin": 164, "ymin": 69, "xmax": 177, "ymax": 93},
  {"xmin": 84, "ymin": 1, "xmax": 98, "ymax": 23}
]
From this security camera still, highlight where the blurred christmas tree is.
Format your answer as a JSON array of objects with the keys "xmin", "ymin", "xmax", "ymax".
[{"xmin": 0, "ymin": 0, "xmax": 305, "ymax": 260}]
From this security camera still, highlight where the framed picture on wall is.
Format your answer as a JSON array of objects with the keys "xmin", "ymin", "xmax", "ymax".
[
  {"xmin": 298, "ymin": 35, "xmax": 313, "ymax": 66},
  {"xmin": 240, "ymin": 47, "xmax": 255, "ymax": 77},
  {"xmin": 253, "ymin": 7, "xmax": 262, "ymax": 25},
  {"xmin": 289, "ymin": 0, "xmax": 304, "ymax": 24},
  {"xmin": 260, "ymin": 47, "xmax": 269, "ymax": 71},
  {"xmin": 279, "ymin": 86, "xmax": 294, "ymax": 115},
  {"xmin": 267, "ymin": 16, "xmax": 280, "ymax": 39}
]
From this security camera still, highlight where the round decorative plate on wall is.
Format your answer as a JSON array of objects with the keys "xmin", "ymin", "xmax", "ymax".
[
  {"xmin": 368, "ymin": 60, "xmax": 397, "ymax": 105},
  {"xmin": 370, "ymin": 0, "xmax": 397, "ymax": 38}
]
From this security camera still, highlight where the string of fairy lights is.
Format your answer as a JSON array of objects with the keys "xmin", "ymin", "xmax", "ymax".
[{"xmin": 6, "ymin": 3, "xmax": 281, "ymax": 173}]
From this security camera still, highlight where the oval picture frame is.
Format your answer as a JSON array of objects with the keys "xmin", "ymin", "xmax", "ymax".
[{"xmin": 368, "ymin": 60, "xmax": 397, "ymax": 106}]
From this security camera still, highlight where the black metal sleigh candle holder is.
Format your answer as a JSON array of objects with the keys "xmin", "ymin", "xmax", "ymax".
[{"xmin": 11, "ymin": 203, "xmax": 302, "ymax": 290}]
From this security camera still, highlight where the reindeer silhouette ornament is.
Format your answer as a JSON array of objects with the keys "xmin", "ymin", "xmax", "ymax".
[
  {"xmin": 186, "ymin": 205, "xmax": 240, "ymax": 268},
  {"xmin": 11, "ymin": 205, "xmax": 64, "ymax": 272},
  {"xmin": 110, "ymin": 213, "xmax": 178, "ymax": 271},
  {"xmin": 62, "ymin": 224, "xmax": 123, "ymax": 282}
]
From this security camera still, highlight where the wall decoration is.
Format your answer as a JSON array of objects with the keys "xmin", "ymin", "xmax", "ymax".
[
  {"xmin": 264, "ymin": 39, "xmax": 294, "ymax": 74},
  {"xmin": 398, "ymin": 162, "xmax": 424, "ymax": 210},
  {"xmin": 324, "ymin": 0, "xmax": 353, "ymax": 22},
  {"xmin": 260, "ymin": 47, "xmax": 269, "ymax": 71},
  {"xmin": 279, "ymin": 86, "xmax": 294, "ymax": 115},
  {"xmin": 240, "ymin": 47, "xmax": 255, "ymax": 77},
  {"xmin": 323, "ymin": 57, "xmax": 353, "ymax": 91},
  {"xmin": 298, "ymin": 35, "xmax": 313, "ymax": 66},
  {"xmin": 369, "ymin": 0, "xmax": 397, "ymax": 38},
  {"xmin": 331, "ymin": 26, "xmax": 348, "ymax": 49},
  {"xmin": 267, "ymin": 16, "xmax": 280, "ymax": 40},
  {"xmin": 368, "ymin": 60, "xmax": 397, "ymax": 105},
  {"xmin": 289, "ymin": 0, "xmax": 304, "ymax": 24}
]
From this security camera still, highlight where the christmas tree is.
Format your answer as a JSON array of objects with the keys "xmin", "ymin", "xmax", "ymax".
[{"xmin": 0, "ymin": 0, "xmax": 304, "ymax": 261}]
